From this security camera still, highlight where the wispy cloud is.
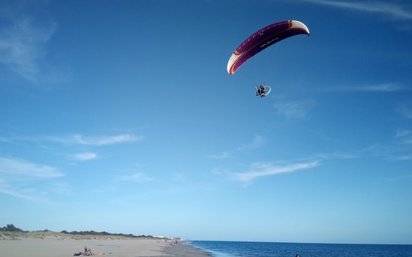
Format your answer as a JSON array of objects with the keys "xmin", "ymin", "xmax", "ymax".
[
  {"xmin": 208, "ymin": 135, "xmax": 264, "ymax": 159},
  {"xmin": 360, "ymin": 141, "xmax": 412, "ymax": 162},
  {"xmin": 119, "ymin": 172, "xmax": 154, "ymax": 182},
  {"xmin": 171, "ymin": 173, "xmax": 185, "ymax": 181},
  {"xmin": 0, "ymin": 178, "xmax": 48, "ymax": 202},
  {"xmin": 0, "ymin": 157, "xmax": 63, "ymax": 177},
  {"xmin": 0, "ymin": 3, "xmax": 57, "ymax": 81},
  {"xmin": 315, "ymin": 152, "xmax": 359, "ymax": 160},
  {"xmin": 397, "ymin": 104, "xmax": 412, "ymax": 119},
  {"xmin": 388, "ymin": 155, "xmax": 412, "ymax": 161},
  {"xmin": 332, "ymin": 83, "xmax": 408, "ymax": 92},
  {"xmin": 211, "ymin": 166, "xmax": 231, "ymax": 176},
  {"xmin": 304, "ymin": 0, "xmax": 412, "ymax": 20},
  {"xmin": 0, "ymin": 157, "xmax": 64, "ymax": 202},
  {"xmin": 49, "ymin": 182, "xmax": 72, "ymax": 195},
  {"xmin": 0, "ymin": 137, "xmax": 11, "ymax": 142},
  {"xmin": 236, "ymin": 135, "xmax": 265, "ymax": 151},
  {"xmin": 73, "ymin": 152, "xmax": 97, "ymax": 161},
  {"xmin": 207, "ymin": 151, "xmax": 233, "ymax": 159},
  {"xmin": 274, "ymin": 100, "xmax": 315, "ymax": 119},
  {"xmin": 395, "ymin": 129, "xmax": 412, "ymax": 144},
  {"xmin": 50, "ymin": 134, "xmax": 143, "ymax": 146},
  {"xmin": 72, "ymin": 134, "xmax": 143, "ymax": 145},
  {"xmin": 5, "ymin": 133, "xmax": 143, "ymax": 146},
  {"xmin": 388, "ymin": 174, "xmax": 412, "ymax": 181},
  {"xmin": 395, "ymin": 129, "xmax": 411, "ymax": 138},
  {"xmin": 232, "ymin": 161, "xmax": 319, "ymax": 183}
]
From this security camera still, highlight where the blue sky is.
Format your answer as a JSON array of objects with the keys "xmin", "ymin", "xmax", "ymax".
[{"xmin": 0, "ymin": 0, "xmax": 411, "ymax": 245}]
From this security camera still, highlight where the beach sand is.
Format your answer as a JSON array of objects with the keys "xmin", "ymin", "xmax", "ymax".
[{"xmin": 0, "ymin": 232, "xmax": 210, "ymax": 257}]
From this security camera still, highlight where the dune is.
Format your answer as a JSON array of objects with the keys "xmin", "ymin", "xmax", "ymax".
[{"xmin": 0, "ymin": 232, "xmax": 210, "ymax": 257}]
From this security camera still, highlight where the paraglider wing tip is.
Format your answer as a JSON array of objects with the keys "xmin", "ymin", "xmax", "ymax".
[
  {"xmin": 227, "ymin": 53, "xmax": 240, "ymax": 75},
  {"xmin": 291, "ymin": 20, "xmax": 310, "ymax": 36}
]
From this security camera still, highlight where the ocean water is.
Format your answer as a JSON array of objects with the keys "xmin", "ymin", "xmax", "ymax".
[{"xmin": 187, "ymin": 241, "xmax": 412, "ymax": 257}]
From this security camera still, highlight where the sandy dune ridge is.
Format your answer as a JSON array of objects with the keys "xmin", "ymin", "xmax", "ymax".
[{"xmin": 0, "ymin": 231, "xmax": 211, "ymax": 257}]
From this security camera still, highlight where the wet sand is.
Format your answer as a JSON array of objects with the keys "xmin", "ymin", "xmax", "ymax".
[
  {"xmin": 0, "ymin": 234, "xmax": 210, "ymax": 257},
  {"xmin": 163, "ymin": 242, "xmax": 212, "ymax": 257}
]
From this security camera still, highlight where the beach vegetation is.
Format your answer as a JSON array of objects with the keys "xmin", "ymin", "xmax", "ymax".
[
  {"xmin": 1, "ymin": 224, "xmax": 25, "ymax": 232},
  {"xmin": 1, "ymin": 225, "xmax": 176, "ymax": 241},
  {"xmin": 58, "ymin": 229, "xmax": 152, "ymax": 238}
]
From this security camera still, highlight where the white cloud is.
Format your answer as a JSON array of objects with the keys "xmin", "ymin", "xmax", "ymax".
[
  {"xmin": 274, "ymin": 100, "xmax": 315, "ymax": 119},
  {"xmin": 9, "ymin": 133, "xmax": 143, "ymax": 146},
  {"xmin": 394, "ymin": 129, "xmax": 412, "ymax": 144},
  {"xmin": 208, "ymin": 135, "xmax": 264, "ymax": 159},
  {"xmin": 71, "ymin": 134, "xmax": 142, "ymax": 146},
  {"xmin": 207, "ymin": 152, "xmax": 233, "ymax": 159},
  {"xmin": 333, "ymin": 83, "xmax": 408, "ymax": 92},
  {"xmin": 74, "ymin": 152, "xmax": 97, "ymax": 161},
  {"xmin": 395, "ymin": 129, "xmax": 411, "ymax": 138},
  {"xmin": 252, "ymin": 135, "xmax": 264, "ymax": 148},
  {"xmin": 398, "ymin": 105, "xmax": 412, "ymax": 119},
  {"xmin": 389, "ymin": 155, "xmax": 412, "ymax": 161},
  {"xmin": 0, "ymin": 156, "xmax": 64, "ymax": 202},
  {"xmin": 304, "ymin": 0, "xmax": 412, "ymax": 20},
  {"xmin": 388, "ymin": 174, "xmax": 412, "ymax": 181},
  {"xmin": 49, "ymin": 182, "xmax": 71, "ymax": 195},
  {"xmin": 47, "ymin": 134, "xmax": 143, "ymax": 146},
  {"xmin": 211, "ymin": 166, "xmax": 230, "ymax": 176},
  {"xmin": 0, "ymin": 5, "xmax": 57, "ymax": 81},
  {"xmin": 171, "ymin": 173, "xmax": 185, "ymax": 181},
  {"xmin": 364, "ymin": 83, "xmax": 408, "ymax": 92},
  {"xmin": 356, "ymin": 83, "xmax": 407, "ymax": 92},
  {"xmin": 315, "ymin": 152, "xmax": 359, "ymax": 160},
  {"xmin": 0, "ymin": 157, "xmax": 63, "ymax": 178},
  {"xmin": 119, "ymin": 172, "xmax": 154, "ymax": 182},
  {"xmin": 0, "ymin": 137, "xmax": 10, "ymax": 142},
  {"xmin": 233, "ymin": 161, "xmax": 319, "ymax": 183},
  {"xmin": 236, "ymin": 135, "xmax": 265, "ymax": 151},
  {"xmin": 0, "ymin": 178, "xmax": 48, "ymax": 202}
]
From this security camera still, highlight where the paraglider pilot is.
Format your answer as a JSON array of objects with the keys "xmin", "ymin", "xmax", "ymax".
[{"xmin": 255, "ymin": 84, "xmax": 266, "ymax": 97}]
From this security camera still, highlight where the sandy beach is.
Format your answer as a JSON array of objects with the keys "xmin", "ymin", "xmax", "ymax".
[{"xmin": 0, "ymin": 232, "xmax": 211, "ymax": 257}]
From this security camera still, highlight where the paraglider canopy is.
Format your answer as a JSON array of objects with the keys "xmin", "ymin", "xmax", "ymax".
[{"xmin": 227, "ymin": 20, "xmax": 310, "ymax": 75}]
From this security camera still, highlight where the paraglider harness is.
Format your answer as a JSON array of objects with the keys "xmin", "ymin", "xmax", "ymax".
[{"xmin": 256, "ymin": 84, "xmax": 266, "ymax": 97}]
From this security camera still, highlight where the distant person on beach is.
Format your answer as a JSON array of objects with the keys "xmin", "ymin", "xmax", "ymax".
[{"xmin": 83, "ymin": 246, "xmax": 92, "ymax": 256}]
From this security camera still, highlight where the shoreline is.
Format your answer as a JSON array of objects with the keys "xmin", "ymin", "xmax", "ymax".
[
  {"xmin": 164, "ymin": 242, "xmax": 213, "ymax": 257},
  {"xmin": 0, "ymin": 232, "xmax": 211, "ymax": 257}
]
